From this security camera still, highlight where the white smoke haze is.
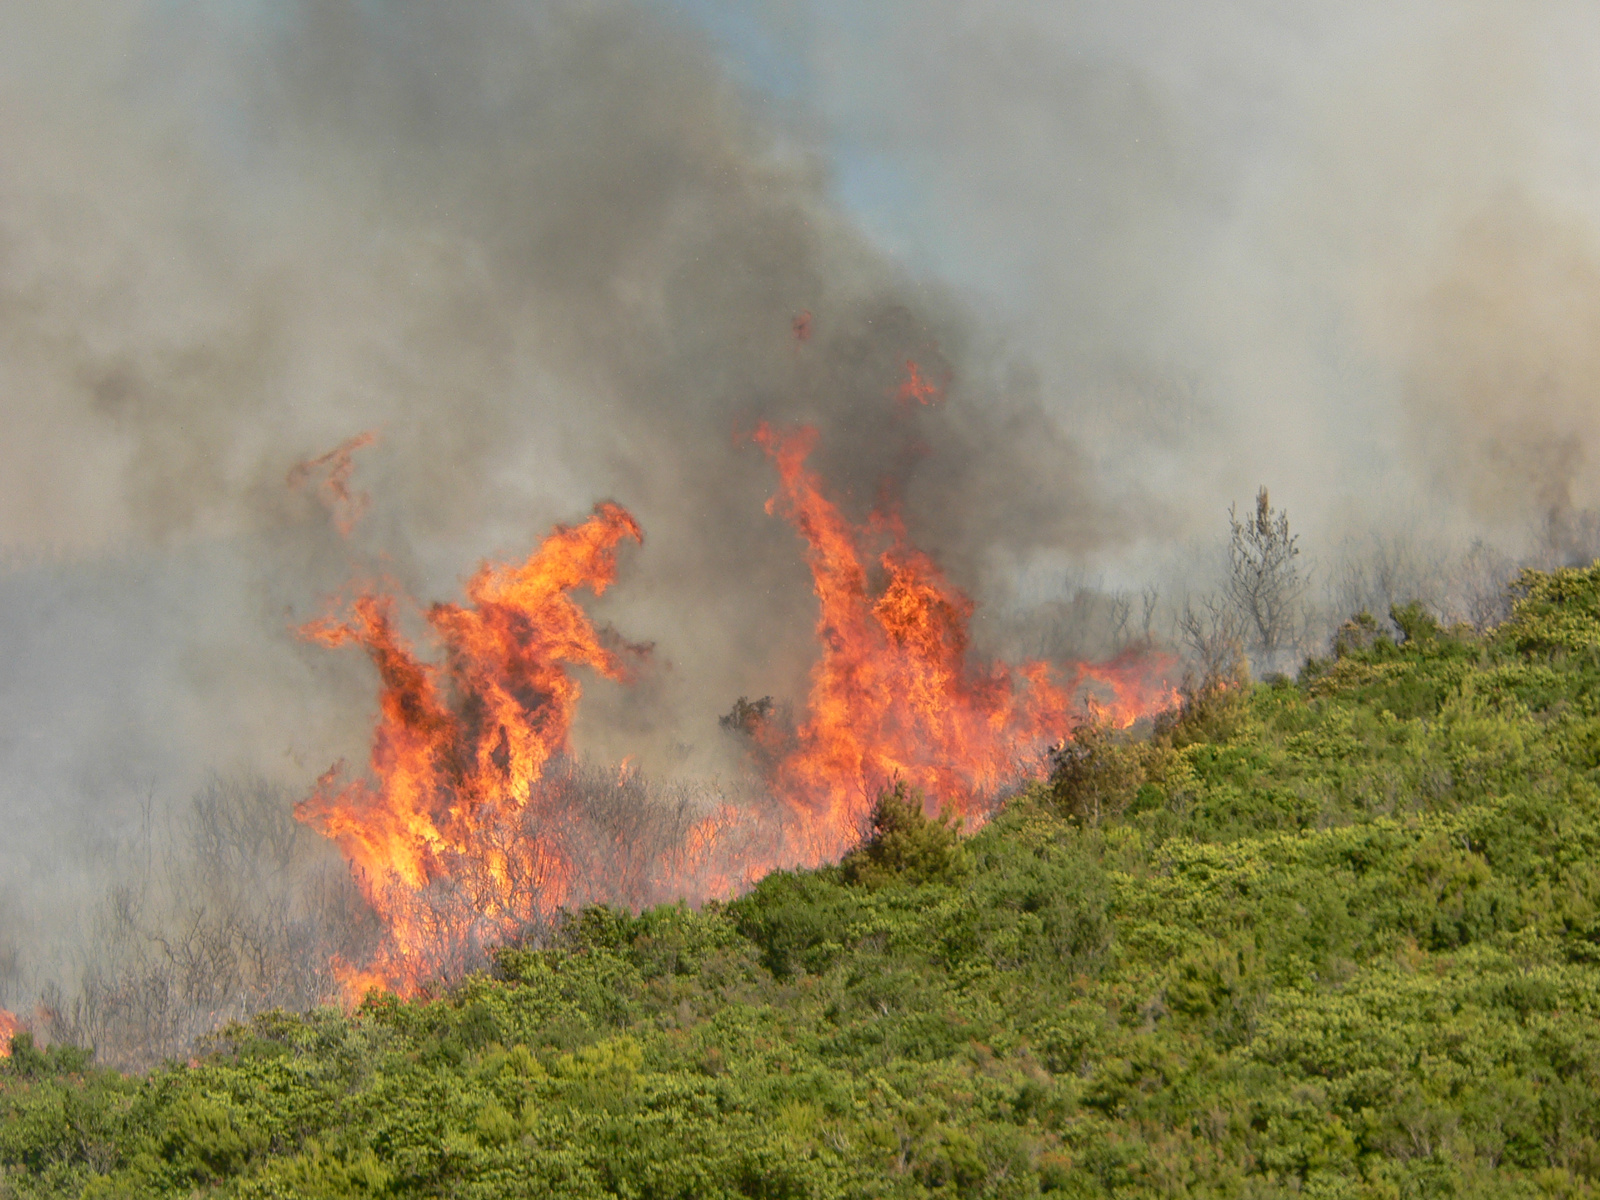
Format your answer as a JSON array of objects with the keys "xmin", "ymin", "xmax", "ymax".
[
  {"xmin": 4, "ymin": 0, "xmax": 1600, "ymax": 1030},
  {"xmin": 766, "ymin": 0, "xmax": 1600, "ymax": 546}
]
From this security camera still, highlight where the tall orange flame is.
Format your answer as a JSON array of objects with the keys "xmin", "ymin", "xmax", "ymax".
[
  {"xmin": 0, "ymin": 1008, "xmax": 21, "ymax": 1057},
  {"xmin": 296, "ymin": 502, "xmax": 644, "ymax": 989},
  {"xmin": 752, "ymin": 423, "xmax": 1174, "ymax": 859}
]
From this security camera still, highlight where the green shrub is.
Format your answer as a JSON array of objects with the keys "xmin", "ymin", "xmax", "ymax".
[
  {"xmin": 1498, "ymin": 561, "xmax": 1600, "ymax": 656},
  {"xmin": 839, "ymin": 781, "xmax": 970, "ymax": 889},
  {"xmin": 1, "ymin": 1034, "xmax": 93, "ymax": 1082},
  {"xmin": 1047, "ymin": 723, "xmax": 1148, "ymax": 825}
]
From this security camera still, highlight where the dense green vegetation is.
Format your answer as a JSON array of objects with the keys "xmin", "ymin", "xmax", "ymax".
[{"xmin": 9, "ymin": 564, "xmax": 1600, "ymax": 1197}]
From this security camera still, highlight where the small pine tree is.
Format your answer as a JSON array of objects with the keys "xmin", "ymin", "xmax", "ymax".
[{"xmin": 840, "ymin": 783, "xmax": 969, "ymax": 888}]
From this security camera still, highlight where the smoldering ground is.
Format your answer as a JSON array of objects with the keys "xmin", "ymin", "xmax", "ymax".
[{"xmin": 4, "ymin": 1, "xmax": 1600, "ymax": 1042}]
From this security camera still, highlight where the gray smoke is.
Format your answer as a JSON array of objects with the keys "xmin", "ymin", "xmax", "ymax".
[{"xmin": 757, "ymin": 0, "xmax": 1600, "ymax": 554}]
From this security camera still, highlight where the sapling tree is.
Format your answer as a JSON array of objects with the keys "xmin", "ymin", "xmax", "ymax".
[{"xmin": 1225, "ymin": 487, "xmax": 1308, "ymax": 672}]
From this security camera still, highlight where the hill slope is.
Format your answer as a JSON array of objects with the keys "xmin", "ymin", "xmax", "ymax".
[{"xmin": 8, "ymin": 566, "xmax": 1600, "ymax": 1197}]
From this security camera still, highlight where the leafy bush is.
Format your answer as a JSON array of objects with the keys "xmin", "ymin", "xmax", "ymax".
[
  {"xmin": 1046, "ymin": 723, "xmax": 1151, "ymax": 824},
  {"xmin": 1498, "ymin": 561, "xmax": 1600, "ymax": 656},
  {"xmin": 838, "ymin": 782, "xmax": 970, "ymax": 888}
]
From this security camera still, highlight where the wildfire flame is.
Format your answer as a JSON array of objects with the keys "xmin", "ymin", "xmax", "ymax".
[
  {"xmin": 751, "ymin": 423, "xmax": 1174, "ymax": 859},
  {"xmin": 301, "ymin": 431, "xmax": 1176, "ymax": 996},
  {"xmin": 295, "ymin": 502, "xmax": 645, "ymax": 990},
  {"xmin": 0, "ymin": 1008, "xmax": 21, "ymax": 1057}
]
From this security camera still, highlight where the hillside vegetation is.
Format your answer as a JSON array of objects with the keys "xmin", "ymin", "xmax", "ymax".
[{"xmin": 8, "ymin": 565, "xmax": 1600, "ymax": 1198}]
